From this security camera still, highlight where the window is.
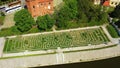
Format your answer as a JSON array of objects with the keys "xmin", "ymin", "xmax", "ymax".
[
  {"xmin": 49, "ymin": 2, "xmax": 51, "ymax": 5},
  {"xmin": 111, "ymin": 2, "xmax": 114, "ymax": 4},
  {"xmin": 33, "ymin": 5, "xmax": 35, "ymax": 8},
  {"xmin": 48, "ymin": 6, "xmax": 50, "ymax": 9},
  {"xmin": 115, "ymin": 2, "xmax": 118, "ymax": 5},
  {"xmin": 41, "ymin": 3, "xmax": 43, "ymax": 6}
]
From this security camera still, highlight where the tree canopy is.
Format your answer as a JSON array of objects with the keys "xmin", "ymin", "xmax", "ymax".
[
  {"xmin": 54, "ymin": 0, "xmax": 108, "ymax": 28},
  {"xmin": 77, "ymin": 0, "xmax": 108, "ymax": 25},
  {"xmin": 110, "ymin": 4, "xmax": 120, "ymax": 19},
  {"xmin": 14, "ymin": 9, "xmax": 35, "ymax": 32},
  {"xmin": 54, "ymin": 0, "xmax": 78, "ymax": 28},
  {"xmin": 36, "ymin": 15, "xmax": 55, "ymax": 30}
]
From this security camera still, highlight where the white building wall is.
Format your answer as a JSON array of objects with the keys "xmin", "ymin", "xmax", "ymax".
[
  {"xmin": 110, "ymin": 0, "xmax": 120, "ymax": 7},
  {"xmin": 5, "ymin": 4, "xmax": 22, "ymax": 14},
  {"xmin": 94, "ymin": 0, "xmax": 101, "ymax": 5}
]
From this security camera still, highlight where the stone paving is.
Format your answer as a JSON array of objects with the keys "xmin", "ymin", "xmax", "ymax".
[
  {"xmin": 0, "ymin": 38, "xmax": 5, "ymax": 57},
  {"xmin": 1, "ymin": 13, "xmax": 15, "ymax": 29},
  {"xmin": 0, "ymin": 44, "xmax": 120, "ymax": 68}
]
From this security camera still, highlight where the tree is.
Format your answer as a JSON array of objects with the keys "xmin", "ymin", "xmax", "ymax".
[
  {"xmin": 54, "ymin": 0, "xmax": 78, "ymax": 28},
  {"xmin": 99, "ymin": 12, "xmax": 108, "ymax": 24},
  {"xmin": 0, "ymin": 11, "xmax": 5, "ymax": 16},
  {"xmin": 78, "ymin": 11, "xmax": 88, "ymax": 23},
  {"xmin": 110, "ymin": 4, "xmax": 120, "ymax": 19},
  {"xmin": 78, "ymin": 0, "xmax": 99, "ymax": 22},
  {"xmin": 36, "ymin": 15, "xmax": 55, "ymax": 30},
  {"xmin": 77, "ymin": 0, "xmax": 108, "ymax": 25},
  {"xmin": 14, "ymin": 9, "xmax": 35, "ymax": 32}
]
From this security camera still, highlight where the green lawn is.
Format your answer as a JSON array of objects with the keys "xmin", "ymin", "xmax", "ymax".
[
  {"xmin": 0, "ymin": 27, "xmax": 41, "ymax": 37},
  {"xmin": 0, "ymin": 16, "xmax": 5, "ymax": 25},
  {"xmin": 106, "ymin": 25, "xmax": 119, "ymax": 38},
  {"xmin": 4, "ymin": 28, "xmax": 110, "ymax": 53}
]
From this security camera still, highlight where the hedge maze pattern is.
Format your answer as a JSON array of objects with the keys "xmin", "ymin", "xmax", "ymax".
[{"xmin": 4, "ymin": 28, "xmax": 109, "ymax": 53}]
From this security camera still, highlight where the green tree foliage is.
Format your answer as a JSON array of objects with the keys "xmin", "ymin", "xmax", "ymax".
[
  {"xmin": 110, "ymin": 4, "xmax": 120, "ymax": 19},
  {"xmin": 36, "ymin": 15, "xmax": 55, "ymax": 30},
  {"xmin": 99, "ymin": 12, "xmax": 108, "ymax": 24},
  {"xmin": 0, "ymin": 11, "xmax": 5, "ymax": 16},
  {"xmin": 78, "ymin": 0, "xmax": 98, "ymax": 22},
  {"xmin": 14, "ymin": 9, "xmax": 35, "ymax": 32},
  {"xmin": 54, "ymin": 0, "xmax": 78, "ymax": 28},
  {"xmin": 107, "ymin": 25, "xmax": 119, "ymax": 38},
  {"xmin": 77, "ymin": 0, "xmax": 108, "ymax": 25},
  {"xmin": 55, "ymin": 0, "xmax": 108, "ymax": 29}
]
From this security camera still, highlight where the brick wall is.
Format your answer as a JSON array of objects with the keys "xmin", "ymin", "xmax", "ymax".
[{"xmin": 26, "ymin": 0, "xmax": 54, "ymax": 17}]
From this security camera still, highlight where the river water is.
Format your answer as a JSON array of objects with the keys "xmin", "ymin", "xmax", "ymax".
[{"xmin": 34, "ymin": 56, "xmax": 120, "ymax": 68}]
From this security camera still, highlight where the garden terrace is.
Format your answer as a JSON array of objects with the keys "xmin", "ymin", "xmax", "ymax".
[{"xmin": 4, "ymin": 28, "xmax": 110, "ymax": 53}]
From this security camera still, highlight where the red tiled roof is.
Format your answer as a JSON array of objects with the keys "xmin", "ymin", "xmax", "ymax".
[
  {"xmin": 38, "ymin": 0, "xmax": 53, "ymax": 2},
  {"xmin": 103, "ymin": 1, "xmax": 110, "ymax": 6},
  {"xmin": 26, "ymin": 0, "xmax": 53, "ymax": 3}
]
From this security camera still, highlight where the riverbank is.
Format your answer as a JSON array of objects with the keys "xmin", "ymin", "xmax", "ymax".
[
  {"xmin": 37, "ymin": 56, "xmax": 120, "ymax": 68},
  {"xmin": 0, "ymin": 44, "xmax": 120, "ymax": 68}
]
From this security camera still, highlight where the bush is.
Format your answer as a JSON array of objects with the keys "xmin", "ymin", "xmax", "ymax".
[
  {"xmin": 0, "ymin": 16, "xmax": 5, "ymax": 25},
  {"xmin": 14, "ymin": 9, "xmax": 35, "ymax": 32},
  {"xmin": 37, "ymin": 15, "xmax": 55, "ymax": 31},
  {"xmin": 107, "ymin": 25, "xmax": 119, "ymax": 38},
  {"xmin": 0, "ymin": 27, "xmax": 21, "ymax": 37}
]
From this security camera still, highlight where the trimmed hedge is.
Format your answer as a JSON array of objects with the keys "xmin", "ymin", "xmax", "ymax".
[{"xmin": 107, "ymin": 25, "xmax": 119, "ymax": 38}]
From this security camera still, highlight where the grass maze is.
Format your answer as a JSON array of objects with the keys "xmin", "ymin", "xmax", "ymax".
[{"xmin": 4, "ymin": 28, "xmax": 110, "ymax": 53}]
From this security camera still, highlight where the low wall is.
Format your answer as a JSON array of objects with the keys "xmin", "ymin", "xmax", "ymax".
[
  {"xmin": 6, "ymin": 26, "xmax": 100, "ymax": 38},
  {"xmin": 2, "ymin": 42, "xmax": 114, "ymax": 58},
  {"xmin": 0, "ymin": 37, "xmax": 5, "ymax": 57}
]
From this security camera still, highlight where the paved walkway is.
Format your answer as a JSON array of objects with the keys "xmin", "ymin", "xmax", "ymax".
[
  {"xmin": 0, "ymin": 44, "xmax": 120, "ymax": 68},
  {"xmin": 1, "ymin": 13, "xmax": 15, "ymax": 29},
  {"xmin": 101, "ymin": 25, "xmax": 119, "ymax": 44},
  {"xmin": 101, "ymin": 25, "xmax": 113, "ymax": 41},
  {"xmin": 0, "ymin": 38, "xmax": 5, "ymax": 57},
  {"xmin": 6, "ymin": 26, "xmax": 100, "ymax": 38}
]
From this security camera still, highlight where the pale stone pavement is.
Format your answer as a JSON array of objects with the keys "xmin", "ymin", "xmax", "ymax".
[
  {"xmin": 0, "ymin": 44, "xmax": 120, "ymax": 68},
  {"xmin": 1, "ymin": 13, "xmax": 15, "ymax": 29},
  {"xmin": 0, "ymin": 38, "xmax": 5, "ymax": 57}
]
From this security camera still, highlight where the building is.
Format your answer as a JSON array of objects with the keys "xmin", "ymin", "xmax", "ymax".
[
  {"xmin": 110, "ymin": 0, "xmax": 120, "ymax": 7},
  {"xmin": 93, "ymin": 0, "xmax": 120, "ymax": 7},
  {"xmin": 92, "ymin": 0, "xmax": 101, "ymax": 5},
  {"xmin": 25, "ymin": 0, "xmax": 54, "ymax": 17},
  {"xmin": 103, "ymin": 0, "xmax": 110, "ymax": 6},
  {"xmin": 92, "ymin": 0, "xmax": 110, "ymax": 6},
  {"xmin": 0, "ymin": 0, "xmax": 22, "ymax": 15}
]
